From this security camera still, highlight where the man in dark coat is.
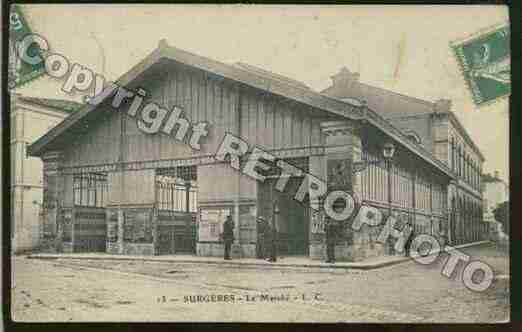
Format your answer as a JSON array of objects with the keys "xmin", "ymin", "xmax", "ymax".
[
  {"xmin": 325, "ymin": 218, "xmax": 337, "ymax": 263},
  {"xmin": 266, "ymin": 218, "xmax": 278, "ymax": 262},
  {"xmin": 263, "ymin": 219, "xmax": 272, "ymax": 259},
  {"xmin": 223, "ymin": 215, "xmax": 234, "ymax": 260},
  {"xmin": 257, "ymin": 216, "xmax": 268, "ymax": 259}
]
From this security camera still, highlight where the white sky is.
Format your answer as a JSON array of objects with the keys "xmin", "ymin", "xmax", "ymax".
[{"xmin": 16, "ymin": 4, "xmax": 509, "ymax": 182}]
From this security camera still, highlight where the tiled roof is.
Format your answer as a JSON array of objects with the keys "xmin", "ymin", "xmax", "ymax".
[
  {"xmin": 322, "ymin": 80, "xmax": 435, "ymax": 118},
  {"xmin": 321, "ymin": 71, "xmax": 484, "ymax": 161},
  {"xmin": 27, "ymin": 40, "xmax": 453, "ymax": 178}
]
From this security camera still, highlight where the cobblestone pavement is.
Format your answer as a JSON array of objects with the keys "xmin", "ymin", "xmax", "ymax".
[{"xmin": 11, "ymin": 244, "xmax": 509, "ymax": 322}]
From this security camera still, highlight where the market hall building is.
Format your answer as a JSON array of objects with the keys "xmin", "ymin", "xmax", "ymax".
[{"xmin": 28, "ymin": 40, "xmax": 487, "ymax": 261}]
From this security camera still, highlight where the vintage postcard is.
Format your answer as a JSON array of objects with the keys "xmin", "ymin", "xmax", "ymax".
[{"xmin": 8, "ymin": 4, "xmax": 510, "ymax": 323}]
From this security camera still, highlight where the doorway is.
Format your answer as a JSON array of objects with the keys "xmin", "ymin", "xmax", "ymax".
[
  {"xmin": 156, "ymin": 214, "xmax": 196, "ymax": 255},
  {"xmin": 258, "ymin": 177, "xmax": 309, "ymax": 256}
]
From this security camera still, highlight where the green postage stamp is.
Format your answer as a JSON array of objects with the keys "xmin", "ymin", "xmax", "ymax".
[
  {"xmin": 451, "ymin": 23, "xmax": 510, "ymax": 107},
  {"xmin": 9, "ymin": 4, "xmax": 46, "ymax": 89}
]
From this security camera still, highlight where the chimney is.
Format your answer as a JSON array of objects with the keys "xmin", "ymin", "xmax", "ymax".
[
  {"xmin": 331, "ymin": 67, "xmax": 360, "ymax": 90},
  {"xmin": 158, "ymin": 38, "xmax": 169, "ymax": 49},
  {"xmin": 434, "ymin": 99, "xmax": 452, "ymax": 113}
]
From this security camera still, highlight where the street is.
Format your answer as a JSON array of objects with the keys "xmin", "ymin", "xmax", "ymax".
[{"xmin": 11, "ymin": 244, "xmax": 509, "ymax": 322}]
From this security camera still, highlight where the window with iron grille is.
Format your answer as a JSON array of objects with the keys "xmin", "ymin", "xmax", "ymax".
[
  {"xmin": 156, "ymin": 166, "xmax": 198, "ymax": 212},
  {"xmin": 73, "ymin": 173, "xmax": 109, "ymax": 207}
]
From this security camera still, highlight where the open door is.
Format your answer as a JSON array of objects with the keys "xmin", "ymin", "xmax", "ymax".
[{"xmin": 258, "ymin": 178, "xmax": 309, "ymax": 256}]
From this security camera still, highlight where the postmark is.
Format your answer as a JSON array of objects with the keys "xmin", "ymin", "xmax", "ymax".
[
  {"xmin": 8, "ymin": 4, "xmax": 46, "ymax": 90},
  {"xmin": 451, "ymin": 23, "xmax": 510, "ymax": 107}
]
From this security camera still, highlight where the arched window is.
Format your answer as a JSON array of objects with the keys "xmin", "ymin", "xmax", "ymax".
[
  {"xmin": 473, "ymin": 160, "xmax": 477, "ymax": 189},
  {"xmin": 460, "ymin": 146, "xmax": 464, "ymax": 177},
  {"xmin": 464, "ymin": 152, "xmax": 468, "ymax": 182},
  {"xmin": 462, "ymin": 151, "xmax": 466, "ymax": 179},
  {"xmin": 457, "ymin": 145, "xmax": 462, "ymax": 176}
]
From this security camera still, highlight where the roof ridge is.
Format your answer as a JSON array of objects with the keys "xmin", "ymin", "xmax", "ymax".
[
  {"xmin": 27, "ymin": 40, "xmax": 453, "ymax": 178},
  {"xmin": 356, "ymin": 81, "xmax": 436, "ymax": 108},
  {"xmin": 18, "ymin": 95, "xmax": 83, "ymax": 112},
  {"xmin": 20, "ymin": 95, "xmax": 83, "ymax": 105},
  {"xmin": 233, "ymin": 62, "xmax": 310, "ymax": 90}
]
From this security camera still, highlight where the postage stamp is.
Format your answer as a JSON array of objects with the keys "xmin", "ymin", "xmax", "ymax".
[
  {"xmin": 8, "ymin": 4, "xmax": 46, "ymax": 89},
  {"xmin": 451, "ymin": 23, "xmax": 510, "ymax": 107}
]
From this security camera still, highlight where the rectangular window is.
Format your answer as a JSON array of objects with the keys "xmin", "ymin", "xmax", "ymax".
[
  {"xmin": 73, "ymin": 173, "xmax": 108, "ymax": 207},
  {"xmin": 415, "ymin": 170, "xmax": 431, "ymax": 213},
  {"xmin": 156, "ymin": 166, "xmax": 198, "ymax": 212}
]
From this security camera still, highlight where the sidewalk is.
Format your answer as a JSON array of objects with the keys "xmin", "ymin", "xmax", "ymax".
[{"xmin": 27, "ymin": 241, "xmax": 491, "ymax": 270}]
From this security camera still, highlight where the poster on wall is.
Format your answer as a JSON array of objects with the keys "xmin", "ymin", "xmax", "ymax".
[
  {"xmin": 199, "ymin": 208, "xmax": 231, "ymax": 242},
  {"xmin": 61, "ymin": 209, "xmax": 73, "ymax": 242},
  {"xmin": 327, "ymin": 158, "xmax": 352, "ymax": 190},
  {"xmin": 238, "ymin": 205, "xmax": 256, "ymax": 243},
  {"xmin": 107, "ymin": 210, "xmax": 118, "ymax": 242}
]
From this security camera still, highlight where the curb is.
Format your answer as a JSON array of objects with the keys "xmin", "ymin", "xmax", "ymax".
[{"xmin": 26, "ymin": 241, "xmax": 492, "ymax": 271}]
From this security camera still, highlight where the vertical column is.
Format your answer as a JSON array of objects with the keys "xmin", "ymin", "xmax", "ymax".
[
  {"xmin": 41, "ymin": 151, "xmax": 63, "ymax": 251},
  {"xmin": 318, "ymin": 120, "xmax": 361, "ymax": 261},
  {"xmin": 11, "ymin": 93, "xmax": 26, "ymax": 252},
  {"xmin": 351, "ymin": 128, "xmax": 363, "ymax": 202},
  {"xmin": 412, "ymin": 168, "xmax": 417, "ymax": 237},
  {"xmin": 232, "ymin": 199, "xmax": 241, "ymax": 257},
  {"xmin": 429, "ymin": 181, "xmax": 433, "ymax": 236},
  {"xmin": 308, "ymin": 155, "xmax": 326, "ymax": 259},
  {"xmin": 117, "ymin": 209, "xmax": 124, "ymax": 254}
]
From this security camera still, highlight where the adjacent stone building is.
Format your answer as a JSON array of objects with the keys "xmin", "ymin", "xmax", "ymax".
[
  {"xmin": 322, "ymin": 67, "xmax": 486, "ymax": 246},
  {"xmin": 10, "ymin": 94, "xmax": 81, "ymax": 252},
  {"xmin": 27, "ymin": 41, "xmax": 486, "ymax": 260}
]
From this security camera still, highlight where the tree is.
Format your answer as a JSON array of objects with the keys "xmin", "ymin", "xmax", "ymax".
[{"xmin": 493, "ymin": 201, "xmax": 509, "ymax": 235}]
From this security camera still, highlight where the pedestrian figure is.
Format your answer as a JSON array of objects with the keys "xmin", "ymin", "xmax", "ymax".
[
  {"xmin": 325, "ymin": 218, "xmax": 337, "ymax": 263},
  {"xmin": 263, "ymin": 218, "xmax": 272, "ymax": 261},
  {"xmin": 267, "ymin": 201, "xmax": 280, "ymax": 262},
  {"xmin": 404, "ymin": 220, "xmax": 414, "ymax": 257},
  {"xmin": 257, "ymin": 216, "xmax": 268, "ymax": 259},
  {"xmin": 223, "ymin": 215, "xmax": 234, "ymax": 260},
  {"xmin": 267, "ymin": 220, "xmax": 278, "ymax": 262}
]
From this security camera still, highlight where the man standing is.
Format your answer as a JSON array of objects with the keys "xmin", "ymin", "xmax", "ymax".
[
  {"xmin": 223, "ymin": 215, "xmax": 234, "ymax": 260},
  {"xmin": 266, "ymin": 220, "xmax": 278, "ymax": 262},
  {"xmin": 404, "ymin": 219, "xmax": 414, "ymax": 257},
  {"xmin": 325, "ymin": 218, "xmax": 337, "ymax": 263},
  {"xmin": 257, "ymin": 216, "xmax": 268, "ymax": 259},
  {"xmin": 267, "ymin": 201, "xmax": 280, "ymax": 262}
]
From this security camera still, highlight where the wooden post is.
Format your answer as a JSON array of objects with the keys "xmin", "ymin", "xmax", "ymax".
[
  {"xmin": 117, "ymin": 108, "xmax": 126, "ymax": 254},
  {"xmin": 185, "ymin": 182, "xmax": 191, "ymax": 213},
  {"xmin": 412, "ymin": 167, "xmax": 416, "ymax": 236}
]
